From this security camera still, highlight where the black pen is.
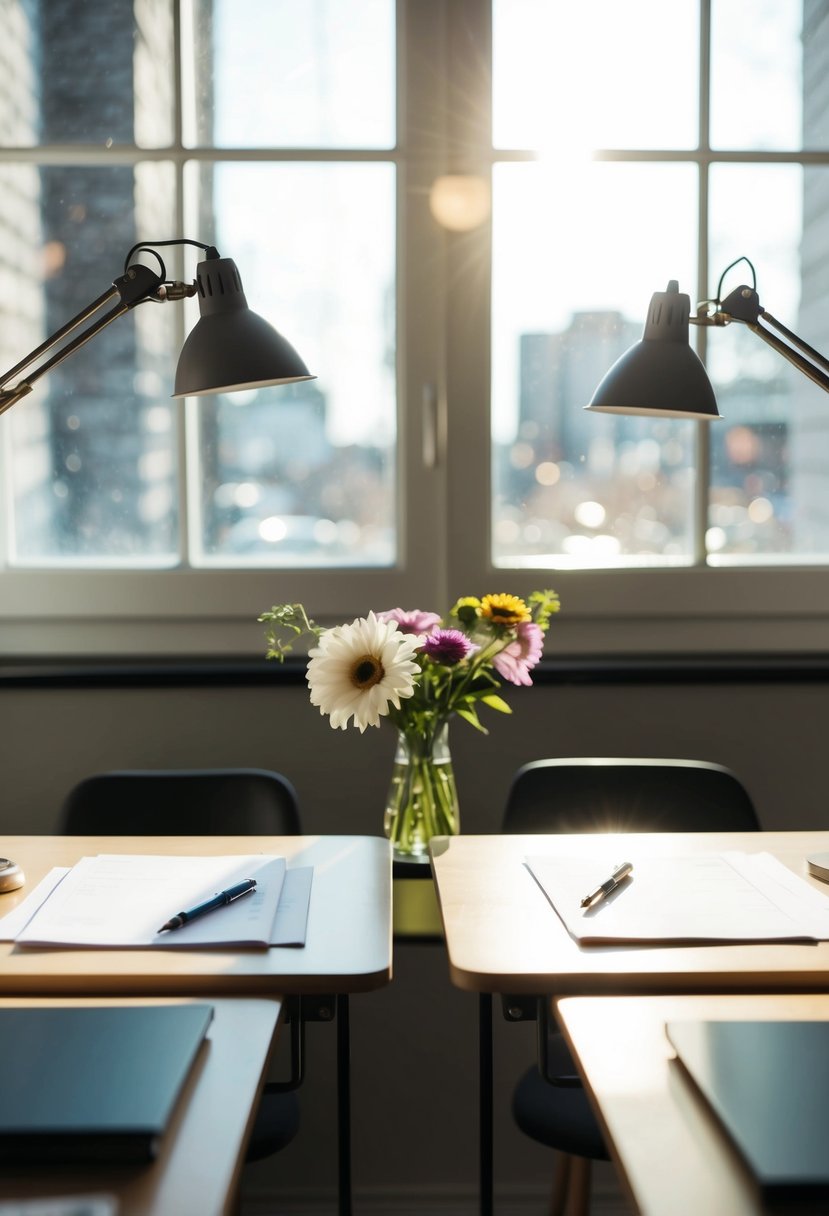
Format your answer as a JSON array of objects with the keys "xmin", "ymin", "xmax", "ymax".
[
  {"xmin": 158, "ymin": 878, "xmax": 257, "ymax": 932},
  {"xmin": 580, "ymin": 862, "xmax": 633, "ymax": 908}
]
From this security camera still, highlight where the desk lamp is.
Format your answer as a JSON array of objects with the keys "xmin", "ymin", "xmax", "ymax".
[
  {"xmin": 0, "ymin": 235, "xmax": 314, "ymax": 418},
  {"xmin": 585, "ymin": 261, "xmax": 829, "ymax": 881},
  {"xmin": 0, "ymin": 236, "xmax": 313, "ymax": 893},
  {"xmin": 584, "ymin": 257, "xmax": 829, "ymax": 420}
]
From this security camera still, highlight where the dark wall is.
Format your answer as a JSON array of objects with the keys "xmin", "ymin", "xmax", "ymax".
[{"xmin": 1, "ymin": 668, "xmax": 826, "ymax": 1207}]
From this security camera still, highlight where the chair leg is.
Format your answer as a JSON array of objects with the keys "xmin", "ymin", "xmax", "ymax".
[
  {"xmin": 549, "ymin": 1151, "xmax": 572, "ymax": 1216},
  {"xmin": 568, "ymin": 1155, "xmax": 592, "ymax": 1216}
]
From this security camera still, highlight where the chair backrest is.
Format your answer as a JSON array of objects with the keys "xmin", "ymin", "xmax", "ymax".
[
  {"xmin": 60, "ymin": 768, "xmax": 301, "ymax": 836},
  {"xmin": 502, "ymin": 757, "xmax": 760, "ymax": 835}
]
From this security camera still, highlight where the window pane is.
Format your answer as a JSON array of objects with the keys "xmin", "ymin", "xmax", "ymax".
[
  {"xmin": 3, "ymin": 163, "xmax": 179, "ymax": 564},
  {"xmin": 493, "ymin": 0, "xmax": 698, "ymax": 152},
  {"xmin": 708, "ymin": 163, "xmax": 829, "ymax": 561},
  {"xmin": 491, "ymin": 161, "xmax": 698, "ymax": 569},
  {"xmin": 0, "ymin": 0, "xmax": 175, "ymax": 150},
  {"xmin": 186, "ymin": 162, "xmax": 396, "ymax": 566},
  {"xmin": 710, "ymin": 0, "xmax": 805, "ymax": 151},
  {"xmin": 186, "ymin": 0, "xmax": 395, "ymax": 149}
]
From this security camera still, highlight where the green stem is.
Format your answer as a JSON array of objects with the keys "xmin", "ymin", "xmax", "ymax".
[{"xmin": 384, "ymin": 724, "xmax": 460, "ymax": 857}]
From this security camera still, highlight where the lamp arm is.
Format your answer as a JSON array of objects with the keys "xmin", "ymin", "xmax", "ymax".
[
  {"xmin": 0, "ymin": 285, "xmax": 120, "ymax": 392},
  {"xmin": 751, "ymin": 310, "xmax": 829, "ymax": 393},
  {"xmin": 696, "ymin": 283, "xmax": 829, "ymax": 396},
  {"xmin": 0, "ymin": 261, "xmax": 166, "ymax": 419}
]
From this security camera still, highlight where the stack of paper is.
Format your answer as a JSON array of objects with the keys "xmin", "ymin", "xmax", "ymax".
[
  {"xmin": 1, "ymin": 854, "xmax": 313, "ymax": 949},
  {"xmin": 526, "ymin": 851, "xmax": 829, "ymax": 945}
]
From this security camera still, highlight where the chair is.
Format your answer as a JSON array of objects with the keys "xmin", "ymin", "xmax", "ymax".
[
  {"xmin": 60, "ymin": 767, "xmax": 300, "ymax": 838},
  {"xmin": 502, "ymin": 757, "xmax": 761, "ymax": 1216},
  {"xmin": 59, "ymin": 766, "xmax": 302, "ymax": 1164}
]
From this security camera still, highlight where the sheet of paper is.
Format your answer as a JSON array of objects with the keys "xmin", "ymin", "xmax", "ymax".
[
  {"xmin": 16, "ymin": 854, "xmax": 286, "ymax": 949},
  {"xmin": 0, "ymin": 867, "xmax": 70, "ymax": 941},
  {"xmin": 270, "ymin": 866, "xmax": 313, "ymax": 946},
  {"xmin": 525, "ymin": 851, "xmax": 829, "ymax": 945}
]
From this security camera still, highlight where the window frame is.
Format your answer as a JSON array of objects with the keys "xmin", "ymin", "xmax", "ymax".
[
  {"xmin": 1, "ymin": 0, "xmax": 829, "ymax": 660},
  {"xmin": 0, "ymin": 0, "xmax": 450, "ymax": 655},
  {"xmin": 444, "ymin": 0, "xmax": 829, "ymax": 656}
]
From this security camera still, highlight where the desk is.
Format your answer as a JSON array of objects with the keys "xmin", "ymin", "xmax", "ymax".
[
  {"xmin": 556, "ymin": 993, "xmax": 829, "ymax": 1216},
  {"xmin": 0, "ymin": 835, "xmax": 392, "ymax": 1216},
  {"xmin": 0, "ymin": 835, "xmax": 391, "ymax": 996},
  {"xmin": 0, "ymin": 996, "xmax": 280, "ymax": 1216},
  {"xmin": 430, "ymin": 831, "xmax": 829, "ymax": 1214}
]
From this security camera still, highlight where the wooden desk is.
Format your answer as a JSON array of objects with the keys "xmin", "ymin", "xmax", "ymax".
[
  {"xmin": 430, "ymin": 831, "xmax": 829, "ymax": 1216},
  {"xmin": 0, "ymin": 835, "xmax": 392, "ymax": 1216},
  {"xmin": 556, "ymin": 993, "xmax": 829, "ymax": 1216},
  {"xmin": 0, "ymin": 996, "xmax": 280, "ymax": 1216},
  {"xmin": 430, "ymin": 831, "xmax": 829, "ymax": 995},
  {"xmin": 0, "ymin": 835, "xmax": 391, "ymax": 996}
]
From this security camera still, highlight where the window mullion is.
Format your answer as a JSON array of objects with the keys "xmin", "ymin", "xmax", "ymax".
[
  {"xmin": 694, "ymin": 0, "xmax": 713, "ymax": 566},
  {"xmin": 442, "ymin": 0, "xmax": 494, "ymax": 596},
  {"xmin": 173, "ymin": 1, "xmax": 192, "ymax": 570}
]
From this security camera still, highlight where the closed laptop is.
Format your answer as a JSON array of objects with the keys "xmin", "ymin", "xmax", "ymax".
[
  {"xmin": 667, "ymin": 1020, "xmax": 829, "ymax": 1200},
  {"xmin": 0, "ymin": 1004, "xmax": 213, "ymax": 1166}
]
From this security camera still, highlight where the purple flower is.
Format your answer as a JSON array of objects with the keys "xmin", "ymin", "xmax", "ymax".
[
  {"xmin": 492, "ymin": 621, "xmax": 544, "ymax": 687},
  {"xmin": 377, "ymin": 608, "xmax": 442, "ymax": 637},
  {"xmin": 421, "ymin": 628, "xmax": 478, "ymax": 666}
]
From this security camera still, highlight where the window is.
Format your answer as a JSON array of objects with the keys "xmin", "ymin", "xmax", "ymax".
[
  {"xmin": 1, "ymin": 0, "xmax": 828, "ymax": 657},
  {"xmin": 487, "ymin": 0, "xmax": 829, "ymax": 569}
]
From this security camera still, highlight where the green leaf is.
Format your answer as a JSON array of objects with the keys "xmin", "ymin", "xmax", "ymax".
[
  {"xmin": 456, "ymin": 706, "xmax": 490, "ymax": 734},
  {"xmin": 480, "ymin": 694, "xmax": 512, "ymax": 714}
]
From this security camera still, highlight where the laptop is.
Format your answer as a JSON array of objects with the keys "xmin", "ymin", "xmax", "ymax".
[
  {"xmin": 667, "ymin": 1019, "xmax": 829, "ymax": 1201},
  {"xmin": 0, "ymin": 1004, "xmax": 213, "ymax": 1165}
]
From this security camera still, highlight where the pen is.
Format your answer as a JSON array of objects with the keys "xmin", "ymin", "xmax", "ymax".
[
  {"xmin": 580, "ymin": 861, "xmax": 633, "ymax": 908},
  {"xmin": 158, "ymin": 878, "xmax": 257, "ymax": 932}
]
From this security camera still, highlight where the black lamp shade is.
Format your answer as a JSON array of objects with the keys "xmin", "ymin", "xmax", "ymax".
[
  {"xmin": 584, "ymin": 280, "xmax": 720, "ymax": 421},
  {"xmin": 173, "ymin": 255, "xmax": 314, "ymax": 398}
]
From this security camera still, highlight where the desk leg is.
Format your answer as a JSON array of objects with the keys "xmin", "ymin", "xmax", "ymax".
[
  {"xmin": 337, "ymin": 993, "xmax": 352, "ymax": 1216},
  {"xmin": 479, "ymin": 993, "xmax": 493, "ymax": 1216}
]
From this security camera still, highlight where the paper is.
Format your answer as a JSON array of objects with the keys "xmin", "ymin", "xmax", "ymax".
[
  {"xmin": 270, "ymin": 866, "xmax": 313, "ymax": 946},
  {"xmin": 0, "ymin": 867, "xmax": 70, "ymax": 941},
  {"xmin": 526, "ymin": 851, "xmax": 829, "ymax": 945},
  {"xmin": 15, "ymin": 854, "xmax": 286, "ymax": 949}
]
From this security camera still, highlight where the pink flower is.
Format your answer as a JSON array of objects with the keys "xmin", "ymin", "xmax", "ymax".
[
  {"xmin": 377, "ymin": 608, "xmax": 442, "ymax": 638},
  {"xmin": 492, "ymin": 621, "xmax": 544, "ymax": 686}
]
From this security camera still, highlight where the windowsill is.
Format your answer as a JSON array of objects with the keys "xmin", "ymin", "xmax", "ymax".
[{"xmin": 2, "ymin": 653, "xmax": 829, "ymax": 689}]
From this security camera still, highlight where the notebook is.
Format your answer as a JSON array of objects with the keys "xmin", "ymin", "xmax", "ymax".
[
  {"xmin": 666, "ymin": 1020, "xmax": 829, "ymax": 1200},
  {"xmin": 0, "ymin": 1004, "xmax": 213, "ymax": 1166}
]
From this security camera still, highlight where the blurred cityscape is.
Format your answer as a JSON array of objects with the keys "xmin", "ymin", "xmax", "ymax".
[
  {"xmin": 2, "ymin": 0, "xmax": 828, "ymax": 567},
  {"xmin": 3, "ymin": 0, "xmax": 396, "ymax": 567},
  {"xmin": 493, "ymin": 311, "xmax": 794, "ymax": 564}
]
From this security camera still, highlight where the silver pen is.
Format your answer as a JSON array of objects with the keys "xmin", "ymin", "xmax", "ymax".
[{"xmin": 580, "ymin": 861, "xmax": 633, "ymax": 908}]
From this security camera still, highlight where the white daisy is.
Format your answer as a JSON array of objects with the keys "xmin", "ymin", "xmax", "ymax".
[{"xmin": 306, "ymin": 611, "xmax": 421, "ymax": 732}]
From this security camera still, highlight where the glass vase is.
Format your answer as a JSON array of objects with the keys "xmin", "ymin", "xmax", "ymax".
[{"xmin": 384, "ymin": 722, "xmax": 460, "ymax": 860}]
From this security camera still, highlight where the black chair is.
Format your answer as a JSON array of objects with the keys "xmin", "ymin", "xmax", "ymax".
[
  {"xmin": 59, "ymin": 766, "xmax": 302, "ymax": 1164},
  {"xmin": 61, "ymin": 767, "xmax": 300, "ymax": 838},
  {"xmin": 502, "ymin": 757, "xmax": 761, "ymax": 1216}
]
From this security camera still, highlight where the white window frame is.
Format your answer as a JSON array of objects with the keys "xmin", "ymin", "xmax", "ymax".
[
  {"xmin": 443, "ymin": 0, "xmax": 829, "ymax": 656},
  {"xmin": 0, "ymin": 0, "xmax": 453, "ymax": 656},
  {"xmin": 1, "ymin": 0, "xmax": 828, "ymax": 659}
]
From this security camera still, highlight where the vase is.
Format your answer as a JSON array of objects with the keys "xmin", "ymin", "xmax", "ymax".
[{"xmin": 383, "ymin": 721, "xmax": 460, "ymax": 860}]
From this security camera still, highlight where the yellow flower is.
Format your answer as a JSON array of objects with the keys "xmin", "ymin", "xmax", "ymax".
[
  {"xmin": 450, "ymin": 596, "xmax": 481, "ymax": 625},
  {"xmin": 480, "ymin": 593, "xmax": 531, "ymax": 627}
]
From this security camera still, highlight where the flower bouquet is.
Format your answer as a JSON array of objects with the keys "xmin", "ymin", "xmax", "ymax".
[{"xmin": 260, "ymin": 590, "xmax": 560, "ymax": 859}]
